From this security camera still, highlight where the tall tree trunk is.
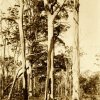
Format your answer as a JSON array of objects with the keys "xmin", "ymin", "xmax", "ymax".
[
  {"xmin": 0, "ymin": 18, "xmax": 3, "ymax": 98},
  {"xmin": 19, "ymin": 0, "xmax": 28, "ymax": 100},
  {"xmin": 49, "ymin": 43, "xmax": 54, "ymax": 99},
  {"xmin": 44, "ymin": 14, "xmax": 54, "ymax": 100},
  {"xmin": 72, "ymin": 0, "xmax": 80, "ymax": 100},
  {"xmin": 43, "ymin": 1, "xmax": 66, "ymax": 100},
  {"xmin": 1, "ymin": 28, "xmax": 6, "ymax": 98}
]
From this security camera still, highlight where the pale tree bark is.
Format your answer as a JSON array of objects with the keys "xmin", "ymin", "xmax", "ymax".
[
  {"xmin": 50, "ymin": 43, "xmax": 54, "ymax": 99},
  {"xmin": 27, "ymin": 61, "xmax": 33, "ymax": 97},
  {"xmin": 44, "ymin": 14, "xmax": 54, "ymax": 100},
  {"xmin": 18, "ymin": 0, "xmax": 28, "ymax": 100},
  {"xmin": 48, "ymin": 14, "xmax": 54, "ymax": 99},
  {"xmin": 43, "ymin": 2, "xmax": 55, "ymax": 100},
  {"xmin": 72, "ymin": 0, "xmax": 80, "ymax": 100},
  {"xmin": 43, "ymin": 0, "xmax": 66, "ymax": 100},
  {"xmin": 0, "ymin": 18, "xmax": 6, "ymax": 98}
]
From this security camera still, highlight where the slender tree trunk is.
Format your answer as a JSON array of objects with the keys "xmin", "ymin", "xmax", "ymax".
[
  {"xmin": 28, "ymin": 4, "xmax": 33, "ymax": 97},
  {"xmin": 19, "ymin": 0, "xmax": 28, "ymax": 100},
  {"xmin": 72, "ymin": 0, "xmax": 80, "ymax": 100},
  {"xmin": 0, "ymin": 18, "xmax": 3, "ymax": 98},
  {"xmin": 50, "ymin": 44, "xmax": 54, "ymax": 99},
  {"xmin": 7, "ymin": 74, "xmax": 17, "ymax": 100},
  {"xmin": 44, "ymin": 14, "xmax": 54, "ymax": 100},
  {"xmin": 43, "ymin": 1, "xmax": 66, "ymax": 100},
  {"xmin": 1, "ymin": 31, "xmax": 6, "ymax": 98},
  {"xmin": 33, "ymin": 76, "xmax": 36, "ymax": 95},
  {"xmin": 28, "ymin": 62, "xmax": 33, "ymax": 97}
]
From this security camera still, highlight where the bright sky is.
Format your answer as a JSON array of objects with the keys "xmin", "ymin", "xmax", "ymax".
[
  {"xmin": 79, "ymin": 0, "xmax": 100, "ymax": 72},
  {"xmin": 0, "ymin": 0, "xmax": 100, "ymax": 73}
]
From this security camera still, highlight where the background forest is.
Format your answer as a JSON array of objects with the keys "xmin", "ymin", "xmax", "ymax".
[{"xmin": 0, "ymin": 0, "xmax": 100, "ymax": 100}]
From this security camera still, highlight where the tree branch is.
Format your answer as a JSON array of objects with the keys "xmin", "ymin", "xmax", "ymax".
[{"xmin": 53, "ymin": 0, "xmax": 67, "ymax": 19}]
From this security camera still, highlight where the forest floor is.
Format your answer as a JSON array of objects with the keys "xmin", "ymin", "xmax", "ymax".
[
  {"xmin": 1, "ymin": 95, "xmax": 100, "ymax": 100},
  {"xmin": 1, "ymin": 96, "xmax": 68, "ymax": 100}
]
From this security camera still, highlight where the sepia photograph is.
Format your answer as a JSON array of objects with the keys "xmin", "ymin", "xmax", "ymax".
[{"xmin": 0, "ymin": 0, "xmax": 100, "ymax": 100}]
